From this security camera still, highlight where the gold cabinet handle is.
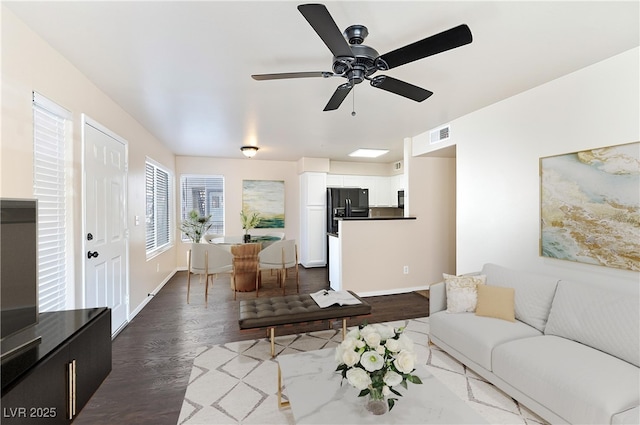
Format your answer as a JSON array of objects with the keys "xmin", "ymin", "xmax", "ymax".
[
  {"xmin": 68, "ymin": 360, "xmax": 77, "ymax": 419},
  {"xmin": 68, "ymin": 361, "xmax": 73, "ymax": 420}
]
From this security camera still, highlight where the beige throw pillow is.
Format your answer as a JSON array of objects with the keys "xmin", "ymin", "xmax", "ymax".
[
  {"xmin": 475, "ymin": 284, "xmax": 516, "ymax": 322},
  {"xmin": 443, "ymin": 273, "xmax": 486, "ymax": 313}
]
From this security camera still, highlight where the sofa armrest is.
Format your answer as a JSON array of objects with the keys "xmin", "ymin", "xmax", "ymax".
[
  {"xmin": 613, "ymin": 406, "xmax": 640, "ymax": 425},
  {"xmin": 429, "ymin": 282, "xmax": 446, "ymax": 315}
]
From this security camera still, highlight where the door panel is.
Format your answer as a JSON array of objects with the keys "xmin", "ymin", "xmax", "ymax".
[{"xmin": 83, "ymin": 120, "xmax": 128, "ymax": 335}]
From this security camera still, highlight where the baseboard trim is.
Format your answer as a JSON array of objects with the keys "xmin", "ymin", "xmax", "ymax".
[
  {"xmin": 129, "ymin": 268, "xmax": 178, "ymax": 321},
  {"xmin": 356, "ymin": 285, "xmax": 430, "ymax": 298}
]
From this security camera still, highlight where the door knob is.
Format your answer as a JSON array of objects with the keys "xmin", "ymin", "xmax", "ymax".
[{"xmin": 87, "ymin": 251, "xmax": 99, "ymax": 259}]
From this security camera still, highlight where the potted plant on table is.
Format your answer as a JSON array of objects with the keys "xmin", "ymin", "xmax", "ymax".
[
  {"xmin": 240, "ymin": 209, "xmax": 261, "ymax": 243},
  {"xmin": 180, "ymin": 210, "xmax": 212, "ymax": 243}
]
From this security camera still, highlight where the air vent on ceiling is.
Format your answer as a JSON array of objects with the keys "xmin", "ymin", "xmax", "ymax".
[{"xmin": 430, "ymin": 124, "xmax": 450, "ymax": 145}]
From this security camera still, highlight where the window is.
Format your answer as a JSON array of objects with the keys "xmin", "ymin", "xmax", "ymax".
[
  {"xmin": 145, "ymin": 159, "xmax": 172, "ymax": 257},
  {"xmin": 180, "ymin": 175, "xmax": 224, "ymax": 240},
  {"xmin": 33, "ymin": 92, "xmax": 71, "ymax": 312}
]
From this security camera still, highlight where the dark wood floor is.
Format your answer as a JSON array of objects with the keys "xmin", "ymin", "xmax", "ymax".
[{"xmin": 74, "ymin": 266, "xmax": 429, "ymax": 425}]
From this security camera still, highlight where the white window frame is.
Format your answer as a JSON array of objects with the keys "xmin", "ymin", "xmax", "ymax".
[
  {"xmin": 145, "ymin": 158, "xmax": 173, "ymax": 259},
  {"xmin": 33, "ymin": 92, "xmax": 72, "ymax": 312},
  {"xmin": 179, "ymin": 175, "xmax": 225, "ymax": 241}
]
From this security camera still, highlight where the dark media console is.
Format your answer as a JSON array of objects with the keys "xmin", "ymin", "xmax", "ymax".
[{"xmin": 1, "ymin": 308, "xmax": 111, "ymax": 424}]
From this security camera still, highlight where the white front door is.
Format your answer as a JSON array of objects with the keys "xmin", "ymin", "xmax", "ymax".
[{"xmin": 83, "ymin": 117, "xmax": 129, "ymax": 335}]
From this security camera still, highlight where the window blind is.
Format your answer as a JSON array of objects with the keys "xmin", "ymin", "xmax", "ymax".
[
  {"xmin": 33, "ymin": 92, "xmax": 71, "ymax": 312},
  {"xmin": 145, "ymin": 160, "xmax": 172, "ymax": 256},
  {"xmin": 180, "ymin": 175, "xmax": 225, "ymax": 239}
]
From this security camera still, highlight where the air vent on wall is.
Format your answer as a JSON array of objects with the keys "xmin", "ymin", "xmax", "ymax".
[
  {"xmin": 430, "ymin": 124, "xmax": 450, "ymax": 144},
  {"xmin": 393, "ymin": 161, "xmax": 402, "ymax": 171}
]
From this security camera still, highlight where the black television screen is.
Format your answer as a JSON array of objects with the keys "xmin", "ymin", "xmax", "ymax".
[{"xmin": 1, "ymin": 198, "xmax": 38, "ymax": 340}]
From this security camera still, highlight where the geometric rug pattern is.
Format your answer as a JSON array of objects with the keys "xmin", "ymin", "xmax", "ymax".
[{"xmin": 177, "ymin": 317, "xmax": 548, "ymax": 425}]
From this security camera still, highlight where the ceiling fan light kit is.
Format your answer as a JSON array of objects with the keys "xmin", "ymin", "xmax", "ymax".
[
  {"xmin": 241, "ymin": 146, "xmax": 259, "ymax": 158},
  {"xmin": 251, "ymin": 3, "xmax": 472, "ymax": 112}
]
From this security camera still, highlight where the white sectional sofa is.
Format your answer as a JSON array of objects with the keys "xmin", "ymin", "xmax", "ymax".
[{"xmin": 429, "ymin": 263, "xmax": 640, "ymax": 424}]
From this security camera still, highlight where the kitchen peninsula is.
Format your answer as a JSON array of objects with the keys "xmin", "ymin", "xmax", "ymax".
[{"xmin": 328, "ymin": 216, "xmax": 429, "ymax": 296}]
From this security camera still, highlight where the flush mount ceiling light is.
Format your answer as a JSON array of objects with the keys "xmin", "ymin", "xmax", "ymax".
[
  {"xmin": 241, "ymin": 145, "xmax": 259, "ymax": 158},
  {"xmin": 348, "ymin": 148, "xmax": 389, "ymax": 158}
]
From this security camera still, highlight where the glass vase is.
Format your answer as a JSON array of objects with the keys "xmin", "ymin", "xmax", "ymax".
[{"xmin": 365, "ymin": 387, "xmax": 388, "ymax": 415}]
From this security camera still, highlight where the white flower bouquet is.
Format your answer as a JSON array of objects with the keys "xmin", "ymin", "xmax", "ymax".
[{"xmin": 335, "ymin": 323, "xmax": 422, "ymax": 413}]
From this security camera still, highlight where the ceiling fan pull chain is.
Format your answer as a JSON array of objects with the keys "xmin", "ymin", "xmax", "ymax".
[{"xmin": 351, "ymin": 85, "xmax": 356, "ymax": 117}]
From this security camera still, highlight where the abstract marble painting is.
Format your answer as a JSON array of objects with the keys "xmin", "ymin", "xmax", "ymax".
[{"xmin": 540, "ymin": 142, "xmax": 639, "ymax": 271}]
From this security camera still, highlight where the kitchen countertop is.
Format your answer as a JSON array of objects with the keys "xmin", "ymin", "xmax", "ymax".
[
  {"xmin": 327, "ymin": 216, "xmax": 417, "ymax": 237},
  {"xmin": 339, "ymin": 216, "xmax": 417, "ymax": 221}
]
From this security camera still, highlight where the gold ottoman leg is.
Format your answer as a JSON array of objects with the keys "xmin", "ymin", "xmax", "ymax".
[
  {"xmin": 270, "ymin": 327, "xmax": 275, "ymax": 357},
  {"xmin": 277, "ymin": 364, "xmax": 290, "ymax": 408}
]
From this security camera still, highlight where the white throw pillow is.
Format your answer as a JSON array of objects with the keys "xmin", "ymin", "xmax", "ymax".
[{"xmin": 443, "ymin": 273, "xmax": 487, "ymax": 313}]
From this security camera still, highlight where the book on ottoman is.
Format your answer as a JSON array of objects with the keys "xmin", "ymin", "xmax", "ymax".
[{"xmin": 310, "ymin": 290, "xmax": 361, "ymax": 308}]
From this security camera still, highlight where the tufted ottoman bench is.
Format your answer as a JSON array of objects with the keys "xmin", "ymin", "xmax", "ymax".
[{"xmin": 239, "ymin": 292, "xmax": 371, "ymax": 357}]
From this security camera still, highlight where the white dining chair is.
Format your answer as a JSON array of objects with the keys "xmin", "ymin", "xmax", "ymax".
[
  {"xmin": 203, "ymin": 233, "xmax": 224, "ymax": 243},
  {"xmin": 257, "ymin": 239, "xmax": 298, "ymax": 296},
  {"xmin": 187, "ymin": 243, "xmax": 233, "ymax": 306}
]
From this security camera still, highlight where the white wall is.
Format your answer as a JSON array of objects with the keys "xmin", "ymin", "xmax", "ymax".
[
  {"xmin": 1, "ymin": 7, "xmax": 177, "ymax": 315},
  {"xmin": 450, "ymin": 48, "xmax": 639, "ymax": 285},
  {"xmin": 174, "ymin": 156, "xmax": 299, "ymax": 267}
]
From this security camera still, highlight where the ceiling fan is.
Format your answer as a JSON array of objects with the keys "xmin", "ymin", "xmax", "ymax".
[{"xmin": 252, "ymin": 3, "xmax": 473, "ymax": 112}]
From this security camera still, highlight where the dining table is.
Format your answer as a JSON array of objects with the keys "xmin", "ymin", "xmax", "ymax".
[{"xmin": 208, "ymin": 235, "xmax": 281, "ymax": 292}]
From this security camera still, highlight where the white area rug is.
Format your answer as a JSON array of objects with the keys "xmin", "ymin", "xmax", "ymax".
[{"xmin": 177, "ymin": 317, "xmax": 547, "ymax": 425}]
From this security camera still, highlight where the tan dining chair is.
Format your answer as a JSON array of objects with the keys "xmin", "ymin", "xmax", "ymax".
[
  {"xmin": 257, "ymin": 239, "xmax": 299, "ymax": 296},
  {"xmin": 187, "ymin": 243, "xmax": 233, "ymax": 306},
  {"xmin": 230, "ymin": 243, "xmax": 261, "ymax": 300}
]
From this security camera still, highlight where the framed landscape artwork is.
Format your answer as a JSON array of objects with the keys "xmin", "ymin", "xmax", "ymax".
[
  {"xmin": 242, "ymin": 180, "xmax": 285, "ymax": 228},
  {"xmin": 540, "ymin": 141, "xmax": 639, "ymax": 271}
]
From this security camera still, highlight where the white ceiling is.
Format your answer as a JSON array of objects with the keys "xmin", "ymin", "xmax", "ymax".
[{"xmin": 5, "ymin": 1, "xmax": 639, "ymax": 163}]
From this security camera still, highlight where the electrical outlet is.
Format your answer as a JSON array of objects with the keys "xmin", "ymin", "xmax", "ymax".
[
  {"xmin": 403, "ymin": 266, "xmax": 409, "ymax": 274},
  {"xmin": 156, "ymin": 263, "xmax": 160, "ymax": 272}
]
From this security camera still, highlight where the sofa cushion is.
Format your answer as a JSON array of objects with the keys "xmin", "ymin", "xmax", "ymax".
[
  {"xmin": 493, "ymin": 335, "xmax": 640, "ymax": 425},
  {"xmin": 429, "ymin": 311, "xmax": 541, "ymax": 371},
  {"xmin": 443, "ymin": 273, "xmax": 486, "ymax": 313},
  {"xmin": 481, "ymin": 263, "xmax": 559, "ymax": 332},
  {"xmin": 475, "ymin": 285, "xmax": 515, "ymax": 322},
  {"xmin": 545, "ymin": 279, "xmax": 640, "ymax": 367}
]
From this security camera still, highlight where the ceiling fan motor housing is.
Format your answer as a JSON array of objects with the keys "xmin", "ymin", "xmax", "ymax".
[{"xmin": 332, "ymin": 43, "xmax": 379, "ymax": 85}]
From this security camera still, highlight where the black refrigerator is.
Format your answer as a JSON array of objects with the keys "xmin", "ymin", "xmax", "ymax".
[{"xmin": 326, "ymin": 188, "xmax": 369, "ymax": 234}]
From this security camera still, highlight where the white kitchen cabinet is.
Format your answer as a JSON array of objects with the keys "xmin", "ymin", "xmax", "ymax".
[
  {"xmin": 326, "ymin": 173, "xmax": 405, "ymax": 207},
  {"xmin": 299, "ymin": 172, "xmax": 327, "ymax": 267},
  {"xmin": 342, "ymin": 175, "xmax": 373, "ymax": 189},
  {"xmin": 390, "ymin": 174, "xmax": 405, "ymax": 206},
  {"xmin": 303, "ymin": 172, "xmax": 327, "ymax": 205},
  {"xmin": 373, "ymin": 176, "xmax": 391, "ymax": 206},
  {"xmin": 326, "ymin": 174, "xmax": 344, "ymax": 187}
]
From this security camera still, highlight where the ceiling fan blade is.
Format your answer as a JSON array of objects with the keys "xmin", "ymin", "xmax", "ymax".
[
  {"xmin": 298, "ymin": 4, "xmax": 354, "ymax": 59},
  {"xmin": 378, "ymin": 24, "xmax": 472, "ymax": 70},
  {"xmin": 370, "ymin": 76, "xmax": 433, "ymax": 102},
  {"xmin": 252, "ymin": 71, "xmax": 333, "ymax": 81},
  {"xmin": 323, "ymin": 84, "xmax": 352, "ymax": 111}
]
